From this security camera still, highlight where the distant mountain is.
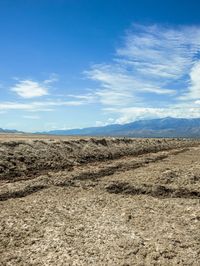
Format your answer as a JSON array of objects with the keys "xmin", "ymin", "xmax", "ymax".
[
  {"xmin": 0, "ymin": 128, "xmax": 22, "ymax": 133},
  {"xmin": 40, "ymin": 117, "xmax": 200, "ymax": 138}
]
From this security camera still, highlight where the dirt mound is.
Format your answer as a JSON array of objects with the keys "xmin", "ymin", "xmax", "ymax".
[
  {"xmin": 106, "ymin": 181, "xmax": 200, "ymax": 199},
  {"xmin": 0, "ymin": 138, "xmax": 198, "ymax": 181}
]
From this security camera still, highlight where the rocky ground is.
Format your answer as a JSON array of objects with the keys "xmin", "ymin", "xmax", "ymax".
[{"xmin": 0, "ymin": 136, "xmax": 200, "ymax": 265}]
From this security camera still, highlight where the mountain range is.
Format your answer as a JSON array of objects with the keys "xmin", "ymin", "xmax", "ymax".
[
  {"xmin": 1, "ymin": 117, "xmax": 200, "ymax": 138},
  {"xmin": 0, "ymin": 128, "xmax": 22, "ymax": 134},
  {"xmin": 39, "ymin": 117, "xmax": 200, "ymax": 138}
]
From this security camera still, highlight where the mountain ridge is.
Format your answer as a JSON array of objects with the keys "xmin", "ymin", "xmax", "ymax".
[{"xmin": 39, "ymin": 117, "xmax": 200, "ymax": 138}]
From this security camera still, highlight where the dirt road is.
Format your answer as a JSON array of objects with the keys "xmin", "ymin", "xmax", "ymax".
[{"xmin": 0, "ymin": 138, "xmax": 200, "ymax": 265}]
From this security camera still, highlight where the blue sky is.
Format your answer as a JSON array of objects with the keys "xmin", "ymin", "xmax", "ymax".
[{"xmin": 1, "ymin": 0, "xmax": 200, "ymax": 131}]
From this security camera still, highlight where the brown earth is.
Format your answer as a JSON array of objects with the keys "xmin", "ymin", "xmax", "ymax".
[{"xmin": 0, "ymin": 136, "xmax": 200, "ymax": 265}]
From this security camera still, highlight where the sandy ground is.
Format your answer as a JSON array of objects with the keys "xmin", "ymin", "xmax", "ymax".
[{"xmin": 0, "ymin": 137, "xmax": 200, "ymax": 265}]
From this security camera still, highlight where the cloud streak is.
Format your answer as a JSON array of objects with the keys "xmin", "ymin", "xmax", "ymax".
[{"xmin": 0, "ymin": 100, "xmax": 87, "ymax": 112}]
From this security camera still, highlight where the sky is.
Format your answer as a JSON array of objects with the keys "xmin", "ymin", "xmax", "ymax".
[{"xmin": 1, "ymin": 0, "xmax": 200, "ymax": 132}]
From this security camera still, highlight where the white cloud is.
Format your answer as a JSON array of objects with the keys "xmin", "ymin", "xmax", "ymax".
[
  {"xmin": 95, "ymin": 118, "xmax": 115, "ymax": 127},
  {"xmin": 180, "ymin": 61, "xmax": 200, "ymax": 100},
  {"xmin": 106, "ymin": 106, "xmax": 200, "ymax": 124},
  {"xmin": 11, "ymin": 80, "xmax": 49, "ymax": 98}
]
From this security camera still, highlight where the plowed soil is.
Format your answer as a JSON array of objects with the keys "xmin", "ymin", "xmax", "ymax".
[{"xmin": 0, "ymin": 135, "xmax": 200, "ymax": 265}]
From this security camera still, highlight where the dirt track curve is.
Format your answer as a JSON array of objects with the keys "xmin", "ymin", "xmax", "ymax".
[{"xmin": 0, "ymin": 136, "xmax": 200, "ymax": 265}]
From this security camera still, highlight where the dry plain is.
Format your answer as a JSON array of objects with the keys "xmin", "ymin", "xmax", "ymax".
[{"xmin": 0, "ymin": 134, "xmax": 200, "ymax": 265}]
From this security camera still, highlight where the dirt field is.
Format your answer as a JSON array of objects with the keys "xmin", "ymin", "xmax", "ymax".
[{"xmin": 0, "ymin": 136, "xmax": 200, "ymax": 265}]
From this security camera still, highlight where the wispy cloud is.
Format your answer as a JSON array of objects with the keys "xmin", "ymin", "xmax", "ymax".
[
  {"xmin": 0, "ymin": 100, "xmax": 86, "ymax": 112},
  {"xmin": 86, "ymin": 63, "xmax": 174, "ymax": 106},
  {"xmin": 85, "ymin": 24, "xmax": 200, "ymax": 111},
  {"xmin": 117, "ymin": 24, "xmax": 200, "ymax": 79},
  {"xmin": 23, "ymin": 115, "xmax": 40, "ymax": 120},
  {"xmin": 67, "ymin": 93, "xmax": 96, "ymax": 103},
  {"xmin": 43, "ymin": 73, "xmax": 59, "ymax": 84}
]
